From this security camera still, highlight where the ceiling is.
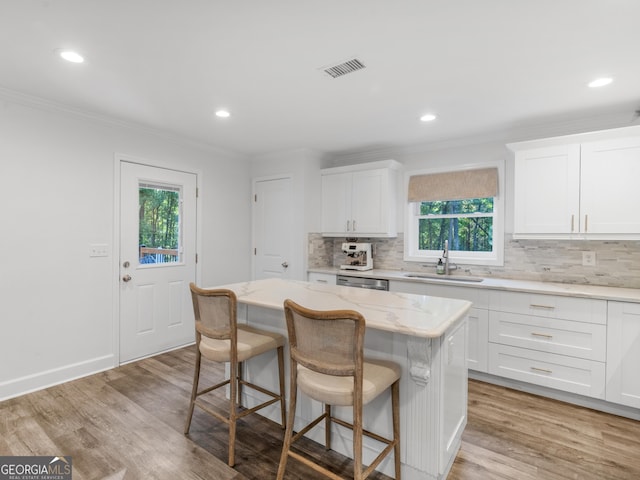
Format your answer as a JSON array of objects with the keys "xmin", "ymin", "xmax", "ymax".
[{"xmin": 1, "ymin": 0, "xmax": 639, "ymax": 156}]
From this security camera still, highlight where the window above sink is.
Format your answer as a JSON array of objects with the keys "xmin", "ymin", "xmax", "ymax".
[{"xmin": 404, "ymin": 161, "xmax": 505, "ymax": 267}]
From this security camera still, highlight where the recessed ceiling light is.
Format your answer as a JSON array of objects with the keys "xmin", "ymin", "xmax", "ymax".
[
  {"xmin": 58, "ymin": 50, "xmax": 84, "ymax": 63},
  {"xmin": 215, "ymin": 110, "xmax": 230, "ymax": 118},
  {"xmin": 420, "ymin": 113, "xmax": 437, "ymax": 122},
  {"xmin": 588, "ymin": 77, "xmax": 613, "ymax": 88}
]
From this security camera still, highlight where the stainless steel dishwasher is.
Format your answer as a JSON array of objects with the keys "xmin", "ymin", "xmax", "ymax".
[{"xmin": 336, "ymin": 275, "xmax": 389, "ymax": 291}]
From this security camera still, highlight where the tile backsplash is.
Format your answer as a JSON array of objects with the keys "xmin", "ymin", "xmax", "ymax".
[{"xmin": 308, "ymin": 233, "xmax": 640, "ymax": 289}]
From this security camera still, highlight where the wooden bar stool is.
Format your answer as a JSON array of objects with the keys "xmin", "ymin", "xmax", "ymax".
[
  {"xmin": 277, "ymin": 299, "xmax": 401, "ymax": 480},
  {"xmin": 184, "ymin": 283, "xmax": 286, "ymax": 467}
]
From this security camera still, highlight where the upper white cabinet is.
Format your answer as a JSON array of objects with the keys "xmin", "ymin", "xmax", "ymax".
[
  {"xmin": 321, "ymin": 160, "xmax": 401, "ymax": 237},
  {"xmin": 510, "ymin": 126, "xmax": 640, "ymax": 239}
]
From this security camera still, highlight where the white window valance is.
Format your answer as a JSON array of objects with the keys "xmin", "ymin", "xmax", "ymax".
[{"xmin": 407, "ymin": 167, "xmax": 499, "ymax": 202}]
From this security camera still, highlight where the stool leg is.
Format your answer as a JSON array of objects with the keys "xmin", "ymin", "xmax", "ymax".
[
  {"xmin": 277, "ymin": 346, "xmax": 286, "ymax": 428},
  {"xmin": 392, "ymin": 380, "xmax": 401, "ymax": 479},
  {"xmin": 277, "ymin": 365, "xmax": 298, "ymax": 480},
  {"xmin": 353, "ymin": 401, "xmax": 363, "ymax": 480},
  {"xmin": 324, "ymin": 404, "xmax": 331, "ymax": 450},
  {"xmin": 228, "ymin": 360, "xmax": 238, "ymax": 467},
  {"xmin": 184, "ymin": 346, "xmax": 201, "ymax": 434}
]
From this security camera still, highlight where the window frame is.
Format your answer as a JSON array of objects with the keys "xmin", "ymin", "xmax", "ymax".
[{"xmin": 403, "ymin": 161, "xmax": 504, "ymax": 267}]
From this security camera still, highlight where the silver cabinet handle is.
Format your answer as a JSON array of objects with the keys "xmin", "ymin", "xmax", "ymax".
[
  {"xmin": 346, "ymin": 220, "xmax": 350, "ymax": 231},
  {"xmin": 584, "ymin": 214, "xmax": 588, "ymax": 232},
  {"xmin": 122, "ymin": 274, "xmax": 132, "ymax": 282},
  {"xmin": 530, "ymin": 304, "xmax": 555, "ymax": 310},
  {"xmin": 530, "ymin": 366, "xmax": 552, "ymax": 374},
  {"xmin": 281, "ymin": 261, "xmax": 289, "ymax": 269},
  {"xmin": 353, "ymin": 220, "xmax": 356, "ymax": 231},
  {"xmin": 571, "ymin": 214, "xmax": 575, "ymax": 232},
  {"xmin": 531, "ymin": 332, "xmax": 553, "ymax": 339}
]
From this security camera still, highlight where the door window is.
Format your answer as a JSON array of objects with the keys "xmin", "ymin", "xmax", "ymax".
[{"xmin": 138, "ymin": 182, "xmax": 182, "ymax": 265}]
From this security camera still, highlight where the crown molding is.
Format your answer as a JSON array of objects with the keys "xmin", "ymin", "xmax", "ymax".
[{"xmin": 0, "ymin": 85, "xmax": 245, "ymax": 160}]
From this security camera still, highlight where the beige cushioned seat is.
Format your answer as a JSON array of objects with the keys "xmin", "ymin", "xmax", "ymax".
[
  {"xmin": 200, "ymin": 324, "xmax": 285, "ymax": 363},
  {"xmin": 297, "ymin": 359, "xmax": 401, "ymax": 406}
]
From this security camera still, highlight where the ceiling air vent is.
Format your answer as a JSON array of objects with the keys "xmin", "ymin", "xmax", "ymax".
[{"xmin": 321, "ymin": 58, "xmax": 366, "ymax": 79}]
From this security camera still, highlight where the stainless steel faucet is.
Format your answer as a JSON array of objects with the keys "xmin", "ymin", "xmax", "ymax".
[{"xmin": 442, "ymin": 239, "xmax": 457, "ymax": 275}]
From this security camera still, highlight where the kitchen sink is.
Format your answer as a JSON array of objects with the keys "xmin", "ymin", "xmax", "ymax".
[{"xmin": 403, "ymin": 273, "xmax": 484, "ymax": 283}]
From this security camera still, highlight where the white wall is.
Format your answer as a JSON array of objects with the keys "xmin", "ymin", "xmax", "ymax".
[{"xmin": 0, "ymin": 96, "xmax": 251, "ymax": 400}]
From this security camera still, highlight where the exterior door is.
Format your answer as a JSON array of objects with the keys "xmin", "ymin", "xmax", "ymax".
[
  {"xmin": 253, "ymin": 176, "xmax": 293, "ymax": 280},
  {"xmin": 119, "ymin": 161, "xmax": 197, "ymax": 363}
]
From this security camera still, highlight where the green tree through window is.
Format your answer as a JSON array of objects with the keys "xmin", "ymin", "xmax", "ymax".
[
  {"xmin": 139, "ymin": 185, "xmax": 180, "ymax": 263},
  {"xmin": 418, "ymin": 198, "xmax": 493, "ymax": 252}
]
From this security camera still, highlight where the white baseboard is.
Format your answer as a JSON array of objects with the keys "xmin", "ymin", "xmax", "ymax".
[
  {"xmin": 470, "ymin": 370, "xmax": 640, "ymax": 421},
  {"xmin": 0, "ymin": 354, "xmax": 116, "ymax": 402}
]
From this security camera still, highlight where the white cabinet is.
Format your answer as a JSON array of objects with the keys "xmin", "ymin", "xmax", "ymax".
[
  {"xmin": 580, "ymin": 137, "xmax": 640, "ymax": 234},
  {"xmin": 513, "ymin": 144, "xmax": 580, "ymax": 235},
  {"xmin": 321, "ymin": 160, "xmax": 400, "ymax": 237},
  {"xmin": 307, "ymin": 272, "xmax": 336, "ymax": 285},
  {"xmin": 389, "ymin": 280, "xmax": 489, "ymax": 372},
  {"xmin": 439, "ymin": 318, "xmax": 468, "ymax": 471},
  {"xmin": 488, "ymin": 290, "xmax": 607, "ymax": 398},
  {"xmin": 606, "ymin": 301, "xmax": 640, "ymax": 408},
  {"xmin": 510, "ymin": 129, "xmax": 640, "ymax": 239}
]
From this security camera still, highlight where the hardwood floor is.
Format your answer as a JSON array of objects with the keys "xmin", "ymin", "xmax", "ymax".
[{"xmin": 1, "ymin": 346, "xmax": 639, "ymax": 479}]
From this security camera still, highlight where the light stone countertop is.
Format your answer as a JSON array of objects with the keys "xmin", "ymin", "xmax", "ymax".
[
  {"xmin": 309, "ymin": 267, "xmax": 640, "ymax": 303},
  {"xmin": 212, "ymin": 277, "xmax": 472, "ymax": 338}
]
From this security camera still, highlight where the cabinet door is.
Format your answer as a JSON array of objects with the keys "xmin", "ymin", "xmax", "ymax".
[
  {"xmin": 580, "ymin": 137, "xmax": 640, "ymax": 234},
  {"xmin": 467, "ymin": 308, "xmax": 488, "ymax": 372},
  {"xmin": 606, "ymin": 301, "xmax": 640, "ymax": 408},
  {"xmin": 513, "ymin": 145, "xmax": 580, "ymax": 235},
  {"xmin": 321, "ymin": 172, "xmax": 351, "ymax": 235},
  {"xmin": 439, "ymin": 318, "xmax": 468, "ymax": 473},
  {"xmin": 350, "ymin": 169, "xmax": 388, "ymax": 234}
]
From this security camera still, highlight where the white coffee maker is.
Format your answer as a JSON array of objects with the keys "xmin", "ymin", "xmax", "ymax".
[{"xmin": 340, "ymin": 242, "xmax": 373, "ymax": 271}]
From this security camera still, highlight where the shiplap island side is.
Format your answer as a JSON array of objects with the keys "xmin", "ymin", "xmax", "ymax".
[{"xmin": 210, "ymin": 278, "xmax": 472, "ymax": 479}]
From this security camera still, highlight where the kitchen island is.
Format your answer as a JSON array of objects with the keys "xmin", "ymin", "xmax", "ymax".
[{"xmin": 212, "ymin": 278, "xmax": 472, "ymax": 480}]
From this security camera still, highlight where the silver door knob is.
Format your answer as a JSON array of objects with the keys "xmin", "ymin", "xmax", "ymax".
[
  {"xmin": 122, "ymin": 274, "xmax": 132, "ymax": 282},
  {"xmin": 281, "ymin": 261, "xmax": 289, "ymax": 269}
]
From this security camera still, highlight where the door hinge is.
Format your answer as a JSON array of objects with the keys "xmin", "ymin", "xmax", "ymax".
[
  {"xmin": 196, "ymin": 187, "xmax": 199, "ymax": 198},
  {"xmin": 254, "ymin": 194, "xmax": 257, "ymax": 202},
  {"xmin": 254, "ymin": 248, "xmax": 257, "ymax": 255},
  {"xmin": 195, "ymin": 253, "xmax": 198, "ymax": 263}
]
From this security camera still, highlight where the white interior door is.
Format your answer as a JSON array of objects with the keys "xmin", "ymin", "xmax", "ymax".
[
  {"xmin": 253, "ymin": 176, "xmax": 293, "ymax": 280},
  {"xmin": 119, "ymin": 161, "xmax": 197, "ymax": 363}
]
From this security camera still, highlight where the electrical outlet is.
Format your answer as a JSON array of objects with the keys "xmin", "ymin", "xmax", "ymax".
[
  {"xmin": 582, "ymin": 251, "xmax": 596, "ymax": 266},
  {"xmin": 89, "ymin": 244, "xmax": 109, "ymax": 257}
]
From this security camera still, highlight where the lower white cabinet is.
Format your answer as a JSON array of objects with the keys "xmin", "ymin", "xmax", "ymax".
[
  {"xmin": 488, "ymin": 344, "xmax": 606, "ymax": 398},
  {"xmin": 488, "ymin": 290, "xmax": 607, "ymax": 399},
  {"xmin": 606, "ymin": 301, "xmax": 640, "ymax": 408}
]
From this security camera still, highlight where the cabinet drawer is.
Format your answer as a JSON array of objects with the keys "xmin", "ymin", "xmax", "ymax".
[
  {"xmin": 489, "ymin": 312, "xmax": 606, "ymax": 361},
  {"xmin": 307, "ymin": 272, "xmax": 336, "ymax": 285},
  {"xmin": 488, "ymin": 344, "xmax": 605, "ymax": 399},
  {"xmin": 488, "ymin": 290, "xmax": 606, "ymax": 324}
]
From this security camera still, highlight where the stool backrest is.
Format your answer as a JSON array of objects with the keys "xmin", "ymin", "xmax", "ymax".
[
  {"xmin": 189, "ymin": 283, "xmax": 237, "ymax": 341},
  {"xmin": 283, "ymin": 299, "xmax": 365, "ymax": 377}
]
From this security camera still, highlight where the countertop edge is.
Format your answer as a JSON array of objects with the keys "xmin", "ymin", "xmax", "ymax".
[{"xmin": 309, "ymin": 267, "xmax": 640, "ymax": 303}]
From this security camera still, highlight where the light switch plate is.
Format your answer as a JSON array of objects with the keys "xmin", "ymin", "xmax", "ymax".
[
  {"xmin": 89, "ymin": 244, "xmax": 109, "ymax": 257},
  {"xmin": 582, "ymin": 251, "xmax": 596, "ymax": 266}
]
